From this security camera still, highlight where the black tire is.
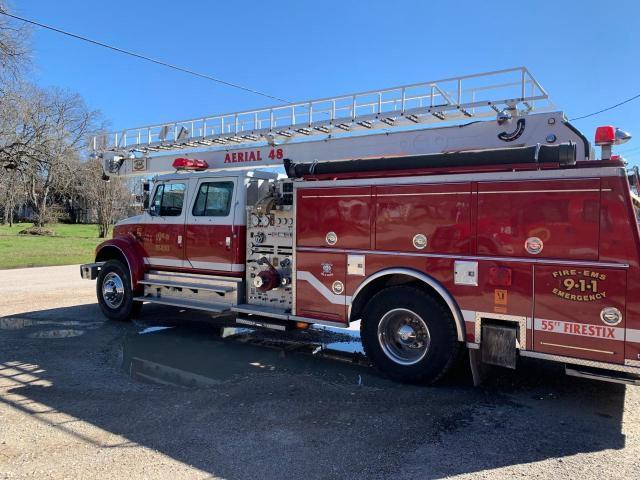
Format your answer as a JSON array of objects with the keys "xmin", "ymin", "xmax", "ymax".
[
  {"xmin": 360, "ymin": 286, "xmax": 460, "ymax": 384},
  {"xmin": 96, "ymin": 260, "xmax": 142, "ymax": 321}
]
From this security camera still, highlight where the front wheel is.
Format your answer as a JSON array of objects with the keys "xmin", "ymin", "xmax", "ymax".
[
  {"xmin": 360, "ymin": 286, "xmax": 460, "ymax": 384},
  {"xmin": 96, "ymin": 260, "xmax": 142, "ymax": 321}
]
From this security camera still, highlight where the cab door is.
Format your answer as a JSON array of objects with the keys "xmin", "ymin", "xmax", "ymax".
[
  {"xmin": 185, "ymin": 177, "xmax": 242, "ymax": 274},
  {"xmin": 143, "ymin": 181, "xmax": 188, "ymax": 268}
]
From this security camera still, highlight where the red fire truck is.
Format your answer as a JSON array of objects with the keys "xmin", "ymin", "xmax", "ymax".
[{"xmin": 81, "ymin": 67, "xmax": 640, "ymax": 385}]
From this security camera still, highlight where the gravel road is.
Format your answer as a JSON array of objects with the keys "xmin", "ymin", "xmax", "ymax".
[{"xmin": 0, "ymin": 265, "xmax": 638, "ymax": 479}]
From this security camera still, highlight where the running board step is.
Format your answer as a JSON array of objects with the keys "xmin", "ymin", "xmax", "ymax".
[
  {"xmin": 565, "ymin": 366, "xmax": 640, "ymax": 386},
  {"xmin": 139, "ymin": 279, "xmax": 236, "ymax": 293},
  {"xmin": 134, "ymin": 296, "xmax": 231, "ymax": 313},
  {"xmin": 235, "ymin": 316, "xmax": 293, "ymax": 332}
]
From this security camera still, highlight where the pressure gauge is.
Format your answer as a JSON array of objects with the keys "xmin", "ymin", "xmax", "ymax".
[
  {"xmin": 250, "ymin": 214, "xmax": 260, "ymax": 227},
  {"xmin": 260, "ymin": 215, "xmax": 270, "ymax": 226}
]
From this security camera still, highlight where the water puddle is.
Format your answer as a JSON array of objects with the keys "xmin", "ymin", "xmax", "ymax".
[
  {"xmin": 0, "ymin": 317, "xmax": 97, "ymax": 330},
  {"xmin": 123, "ymin": 321, "xmax": 378, "ymax": 389},
  {"xmin": 28, "ymin": 329, "xmax": 85, "ymax": 339}
]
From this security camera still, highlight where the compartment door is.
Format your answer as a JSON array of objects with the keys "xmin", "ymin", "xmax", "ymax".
[
  {"xmin": 533, "ymin": 266, "xmax": 626, "ymax": 363},
  {"xmin": 296, "ymin": 186, "xmax": 372, "ymax": 249},
  {"xmin": 295, "ymin": 251, "xmax": 347, "ymax": 323}
]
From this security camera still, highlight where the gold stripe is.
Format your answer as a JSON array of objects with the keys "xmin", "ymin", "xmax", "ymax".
[{"xmin": 539, "ymin": 342, "xmax": 614, "ymax": 355}]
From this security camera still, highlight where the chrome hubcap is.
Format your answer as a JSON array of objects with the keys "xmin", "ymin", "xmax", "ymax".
[
  {"xmin": 377, "ymin": 308, "xmax": 430, "ymax": 365},
  {"xmin": 102, "ymin": 272, "xmax": 125, "ymax": 309}
]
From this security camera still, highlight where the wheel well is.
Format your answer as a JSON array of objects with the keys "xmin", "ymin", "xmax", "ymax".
[
  {"xmin": 349, "ymin": 272, "xmax": 465, "ymax": 341},
  {"xmin": 96, "ymin": 246, "xmax": 127, "ymax": 265}
]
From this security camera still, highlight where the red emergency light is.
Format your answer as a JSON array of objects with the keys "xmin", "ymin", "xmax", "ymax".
[
  {"xmin": 595, "ymin": 126, "xmax": 616, "ymax": 146},
  {"xmin": 172, "ymin": 158, "xmax": 209, "ymax": 171}
]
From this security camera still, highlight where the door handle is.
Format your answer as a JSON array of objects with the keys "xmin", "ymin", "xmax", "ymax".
[
  {"xmin": 177, "ymin": 235, "xmax": 183, "ymax": 247},
  {"xmin": 225, "ymin": 236, "xmax": 231, "ymax": 249}
]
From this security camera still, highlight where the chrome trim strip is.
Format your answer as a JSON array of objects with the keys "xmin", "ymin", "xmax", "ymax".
[
  {"xmin": 295, "ymin": 247, "xmax": 629, "ymax": 269},
  {"xmin": 301, "ymin": 194, "xmax": 370, "ymax": 199},
  {"xmin": 478, "ymin": 188, "xmax": 602, "ymax": 194},
  {"xmin": 565, "ymin": 367, "xmax": 640, "ymax": 385},
  {"xmin": 475, "ymin": 312, "xmax": 528, "ymax": 349},
  {"xmin": 377, "ymin": 192, "xmax": 469, "ymax": 197},
  {"xmin": 100, "ymin": 244, "xmax": 135, "ymax": 290},
  {"xmin": 293, "ymin": 168, "xmax": 624, "ymax": 189},
  {"xmin": 348, "ymin": 267, "xmax": 465, "ymax": 342},
  {"xmin": 292, "ymin": 187, "xmax": 297, "ymax": 316},
  {"xmin": 519, "ymin": 350, "xmax": 640, "ymax": 374}
]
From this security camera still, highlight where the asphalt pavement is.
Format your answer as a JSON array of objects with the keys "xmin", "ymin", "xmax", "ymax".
[{"xmin": 0, "ymin": 265, "xmax": 638, "ymax": 479}]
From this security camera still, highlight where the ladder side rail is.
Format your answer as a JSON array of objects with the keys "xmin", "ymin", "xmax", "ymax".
[{"xmin": 93, "ymin": 67, "xmax": 550, "ymax": 153}]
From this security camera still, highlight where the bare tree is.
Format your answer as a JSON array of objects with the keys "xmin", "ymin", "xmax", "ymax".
[
  {"xmin": 0, "ymin": 1, "xmax": 30, "ymax": 84},
  {"xmin": 0, "ymin": 84, "xmax": 101, "ymax": 227},
  {"xmin": 81, "ymin": 159, "xmax": 132, "ymax": 237},
  {"xmin": 0, "ymin": 167, "xmax": 24, "ymax": 225}
]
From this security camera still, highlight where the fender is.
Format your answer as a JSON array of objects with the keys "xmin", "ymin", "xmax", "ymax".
[
  {"xmin": 95, "ymin": 235, "xmax": 146, "ymax": 291},
  {"xmin": 349, "ymin": 267, "xmax": 466, "ymax": 342}
]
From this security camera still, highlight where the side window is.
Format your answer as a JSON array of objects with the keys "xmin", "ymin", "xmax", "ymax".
[
  {"xmin": 193, "ymin": 181, "xmax": 234, "ymax": 217},
  {"xmin": 149, "ymin": 183, "xmax": 186, "ymax": 216}
]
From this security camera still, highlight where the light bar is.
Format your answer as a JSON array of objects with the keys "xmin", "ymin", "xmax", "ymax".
[{"xmin": 172, "ymin": 158, "xmax": 209, "ymax": 171}]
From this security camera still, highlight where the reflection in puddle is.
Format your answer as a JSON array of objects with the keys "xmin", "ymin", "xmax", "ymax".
[
  {"xmin": 124, "ymin": 322, "xmax": 374, "ymax": 389},
  {"xmin": 138, "ymin": 326, "xmax": 174, "ymax": 335},
  {"xmin": 0, "ymin": 317, "xmax": 102, "ymax": 331},
  {"xmin": 28, "ymin": 329, "xmax": 85, "ymax": 339}
]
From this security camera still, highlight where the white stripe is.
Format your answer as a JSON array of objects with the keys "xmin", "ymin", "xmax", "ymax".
[
  {"xmin": 377, "ymin": 192, "xmax": 469, "ymax": 197},
  {"xmin": 145, "ymin": 257, "xmax": 244, "ymax": 272},
  {"xmin": 301, "ymin": 194, "xmax": 370, "ymax": 199},
  {"xmin": 534, "ymin": 318, "xmax": 624, "ymax": 341},
  {"xmin": 478, "ymin": 189, "xmax": 601, "ymax": 194},
  {"xmin": 626, "ymin": 329, "xmax": 640, "ymax": 343},
  {"xmin": 145, "ymin": 257, "xmax": 182, "ymax": 267},
  {"xmin": 189, "ymin": 260, "xmax": 245, "ymax": 272},
  {"xmin": 297, "ymin": 271, "xmax": 351, "ymax": 305},
  {"xmin": 461, "ymin": 309, "xmax": 476, "ymax": 323}
]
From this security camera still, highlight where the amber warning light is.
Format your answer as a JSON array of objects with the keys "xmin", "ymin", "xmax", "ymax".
[{"xmin": 172, "ymin": 158, "xmax": 209, "ymax": 171}]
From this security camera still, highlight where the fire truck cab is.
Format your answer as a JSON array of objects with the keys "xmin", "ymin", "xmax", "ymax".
[{"xmin": 81, "ymin": 68, "xmax": 640, "ymax": 386}]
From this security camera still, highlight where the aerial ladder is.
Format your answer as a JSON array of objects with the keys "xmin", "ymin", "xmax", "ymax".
[{"xmin": 91, "ymin": 67, "xmax": 592, "ymax": 178}]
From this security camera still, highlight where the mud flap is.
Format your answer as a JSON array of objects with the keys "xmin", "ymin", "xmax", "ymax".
[
  {"xmin": 468, "ymin": 348, "xmax": 488, "ymax": 387},
  {"xmin": 481, "ymin": 323, "xmax": 518, "ymax": 369}
]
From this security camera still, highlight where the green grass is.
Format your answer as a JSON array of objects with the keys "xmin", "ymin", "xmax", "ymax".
[{"xmin": 0, "ymin": 223, "xmax": 104, "ymax": 269}]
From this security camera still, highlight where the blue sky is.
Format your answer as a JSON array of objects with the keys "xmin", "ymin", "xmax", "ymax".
[{"xmin": 13, "ymin": 0, "xmax": 640, "ymax": 163}]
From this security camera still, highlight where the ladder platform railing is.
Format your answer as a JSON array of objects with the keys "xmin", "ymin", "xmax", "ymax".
[{"xmin": 92, "ymin": 67, "xmax": 550, "ymax": 154}]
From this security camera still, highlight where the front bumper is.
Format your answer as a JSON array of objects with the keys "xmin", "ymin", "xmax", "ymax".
[{"xmin": 80, "ymin": 262, "xmax": 104, "ymax": 280}]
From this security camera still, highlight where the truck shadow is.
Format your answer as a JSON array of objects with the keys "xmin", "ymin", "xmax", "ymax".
[{"xmin": 0, "ymin": 303, "xmax": 628, "ymax": 480}]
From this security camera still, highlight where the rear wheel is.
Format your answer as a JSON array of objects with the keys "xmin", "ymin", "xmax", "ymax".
[
  {"xmin": 360, "ymin": 286, "xmax": 460, "ymax": 384},
  {"xmin": 96, "ymin": 260, "xmax": 141, "ymax": 321}
]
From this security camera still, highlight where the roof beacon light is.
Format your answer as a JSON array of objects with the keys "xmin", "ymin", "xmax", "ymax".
[
  {"xmin": 172, "ymin": 158, "xmax": 208, "ymax": 171},
  {"xmin": 595, "ymin": 126, "xmax": 632, "ymax": 160},
  {"xmin": 595, "ymin": 126, "xmax": 616, "ymax": 146}
]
